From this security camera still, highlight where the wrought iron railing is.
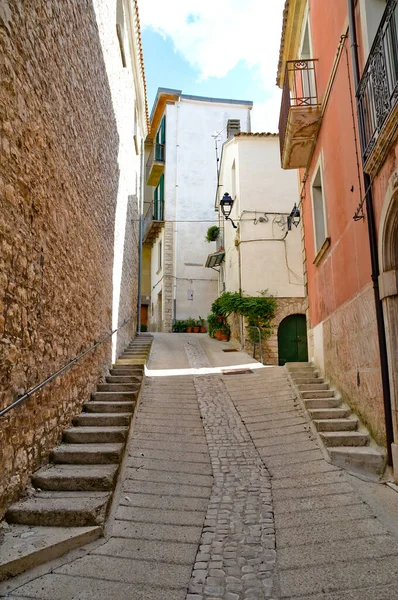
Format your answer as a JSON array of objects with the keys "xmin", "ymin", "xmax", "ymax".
[
  {"xmin": 357, "ymin": 0, "xmax": 398, "ymax": 164},
  {"xmin": 143, "ymin": 200, "xmax": 165, "ymax": 240},
  {"xmin": 279, "ymin": 59, "xmax": 319, "ymax": 158},
  {"xmin": 146, "ymin": 142, "xmax": 165, "ymax": 180}
]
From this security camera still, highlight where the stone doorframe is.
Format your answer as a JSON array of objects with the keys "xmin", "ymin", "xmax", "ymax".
[{"xmin": 378, "ymin": 171, "xmax": 398, "ymax": 475}]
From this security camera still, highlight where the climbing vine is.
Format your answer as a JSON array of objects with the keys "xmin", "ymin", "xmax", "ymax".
[{"xmin": 208, "ymin": 290, "xmax": 277, "ymax": 341}]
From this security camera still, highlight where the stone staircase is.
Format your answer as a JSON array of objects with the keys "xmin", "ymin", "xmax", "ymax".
[
  {"xmin": 0, "ymin": 334, "xmax": 153, "ymax": 581},
  {"xmin": 286, "ymin": 362, "xmax": 387, "ymax": 480}
]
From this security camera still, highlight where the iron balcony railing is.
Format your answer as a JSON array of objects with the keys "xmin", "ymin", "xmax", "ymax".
[
  {"xmin": 146, "ymin": 142, "xmax": 165, "ymax": 180},
  {"xmin": 143, "ymin": 199, "xmax": 164, "ymax": 240},
  {"xmin": 357, "ymin": 0, "xmax": 398, "ymax": 165},
  {"xmin": 279, "ymin": 59, "xmax": 319, "ymax": 158}
]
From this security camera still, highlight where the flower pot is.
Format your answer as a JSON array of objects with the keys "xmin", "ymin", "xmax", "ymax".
[
  {"xmin": 200, "ymin": 326, "xmax": 207, "ymax": 333},
  {"xmin": 186, "ymin": 327, "xmax": 192, "ymax": 333},
  {"xmin": 215, "ymin": 330, "xmax": 223, "ymax": 340},
  {"xmin": 217, "ymin": 316, "xmax": 224, "ymax": 323},
  {"xmin": 220, "ymin": 333, "xmax": 230, "ymax": 341},
  {"xmin": 193, "ymin": 326, "xmax": 200, "ymax": 333}
]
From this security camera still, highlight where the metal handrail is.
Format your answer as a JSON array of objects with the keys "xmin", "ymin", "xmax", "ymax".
[
  {"xmin": 0, "ymin": 314, "xmax": 136, "ymax": 418},
  {"xmin": 247, "ymin": 326, "xmax": 263, "ymax": 364}
]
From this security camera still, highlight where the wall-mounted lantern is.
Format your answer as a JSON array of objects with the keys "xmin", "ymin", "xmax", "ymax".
[
  {"xmin": 287, "ymin": 204, "xmax": 300, "ymax": 231},
  {"xmin": 220, "ymin": 192, "xmax": 237, "ymax": 229}
]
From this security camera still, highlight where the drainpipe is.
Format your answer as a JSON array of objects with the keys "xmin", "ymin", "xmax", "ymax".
[
  {"xmin": 347, "ymin": 0, "xmax": 394, "ymax": 466},
  {"xmin": 137, "ymin": 137, "xmax": 145, "ymax": 335}
]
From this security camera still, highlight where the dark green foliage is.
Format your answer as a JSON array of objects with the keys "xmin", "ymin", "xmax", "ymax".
[
  {"xmin": 208, "ymin": 290, "xmax": 277, "ymax": 342},
  {"xmin": 205, "ymin": 226, "xmax": 220, "ymax": 242}
]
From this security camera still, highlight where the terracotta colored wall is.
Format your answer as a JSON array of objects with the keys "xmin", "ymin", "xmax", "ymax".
[{"xmin": 299, "ymin": 0, "xmax": 394, "ymax": 443}]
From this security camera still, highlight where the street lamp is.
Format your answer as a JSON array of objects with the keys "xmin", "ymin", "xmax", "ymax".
[
  {"xmin": 220, "ymin": 192, "xmax": 237, "ymax": 229},
  {"xmin": 287, "ymin": 204, "xmax": 300, "ymax": 231}
]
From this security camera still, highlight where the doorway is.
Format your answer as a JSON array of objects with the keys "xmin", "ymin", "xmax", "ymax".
[{"xmin": 278, "ymin": 314, "xmax": 308, "ymax": 365}]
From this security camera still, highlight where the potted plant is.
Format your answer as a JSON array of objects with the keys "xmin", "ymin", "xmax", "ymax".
[
  {"xmin": 207, "ymin": 313, "xmax": 219, "ymax": 338},
  {"xmin": 198, "ymin": 317, "xmax": 207, "ymax": 333},
  {"xmin": 205, "ymin": 226, "xmax": 220, "ymax": 243},
  {"xmin": 193, "ymin": 319, "xmax": 200, "ymax": 334},
  {"xmin": 220, "ymin": 324, "xmax": 231, "ymax": 341},
  {"xmin": 172, "ymin": 320, "xmax": 187, "ymax": 332},
  {"xmin": 186, "ymin": 317, "xmax": 195, "ymax": 333}
]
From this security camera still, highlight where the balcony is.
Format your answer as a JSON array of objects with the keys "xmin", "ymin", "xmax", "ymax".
[
  {"xmin": 142, "ymin": 199, "xmax": 165, "ymax": 246},
  {"xmin": 357, "ymin": 0, "xmax": 398, "ymax": 176},
  {"xmin": 146, "ymin": 143, "xmax": 165, "ymax": 186},
  {"xmin": 279, "ymin": 59, "xmax": 322, "ymax": 169}
]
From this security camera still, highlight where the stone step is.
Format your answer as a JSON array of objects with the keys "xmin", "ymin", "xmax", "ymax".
[
  {"xmin": 84, "ymin": 401, "xmax": 135, "ymax": 413},
  {"xmin": 328, "ymin": 446, "xmax": 387, "ymax": 479},
  {"xmin": 6, "ymin": 492, "xmax": 111, "ymax": 527},
  {"xmin": 110, "ymin": 369, "xmax": 144, "ymax": 377},
  {"xmin": 301, "ymin": 389, "xmax": 335, "ymax": 399},
  {"xmin": 308, "ymin": 407, "xmax": 351, "ymax": 420},
  {"xmin": 0, "ymin": 524, "xmax": 102, "ymax": 581},
  {"xmin": 319, "ymin": 431, "xmax": 369, "ymax": 447},
  {"xmin": 96, "ymin": 383, "xmax": 140, "ymax": 393},
  {"xmin": 313, "ymin": 418, "xmax": 358, "ymax": 432},
  {"xmin": 52, "ymin": 443, "xmax": 124, "ymax": 465},
  {"xmin": 116, "ymin": 358, "xmax": 146, "ymax": 365},
  {"xmin": 297, "ymin": 382, "xmax": 329, "ymax": 391},
  {"xmin": 304, "ymin": 398, "xmax": 341, "ymax": 409},
  {"xmin": 105, "ymin": 375, "xmax": 142, "ymax": 384},
  {"xmin": 63, "ymin": 426, "xmax": 128, "ymax": 444},
  {"xmin": 286, "ymin": 362, "xmax": 312, "ymax": 367},
  {"xmin": 294, "ymin": 377, "xmax": 323, "ymax": 384},
  {"xmin": 111, "ymin": 364, "xmax": 144, "ymax": 371},
  {"xmin": 73, "ymin": 412, "xmax": 132, "ymax": 427},
  {"xmin": 91, "ymin": 391, "xmax": 138, "ymax": 402},
  {"xmin": 32, "ymin": 465, "xmax": 119, "ymax": 492},
  {"xmin": 290, "ymin": 370, "xmax": 319, "ymax": 379}
]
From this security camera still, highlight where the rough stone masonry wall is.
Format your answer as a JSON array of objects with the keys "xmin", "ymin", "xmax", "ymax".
[
  {"xmin": 114, "ymin": 194, "xmax": 140, "ymax": 358},
  {"xmin": 0, "ymin": 1, "xmax": 120, "ymax": 519},
  {"xmin": 322, "ymin": 283, "xmax": 386, "ymax": 446}
]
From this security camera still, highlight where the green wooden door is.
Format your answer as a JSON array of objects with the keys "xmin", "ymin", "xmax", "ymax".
[{"xmin": 278, "ymin": 314, "xmax": 308, "ymax": 366}]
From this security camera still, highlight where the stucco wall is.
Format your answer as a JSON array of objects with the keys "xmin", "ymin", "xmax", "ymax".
[
  {"xmin": 0, "ymin": 0, "xmax": 145, "ymax": 518},
  {"xmin": 220, "ymin": 136, "xmax": 305, "ymax": 299},
  {"xmin": 148, "ymin": 97, "xmax": 252, "ymax": 327}
]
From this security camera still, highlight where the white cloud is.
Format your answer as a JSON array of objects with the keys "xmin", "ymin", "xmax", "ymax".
[{"xmin": 139, "ymin": 0, "xmax": 285, "ymax": 131}]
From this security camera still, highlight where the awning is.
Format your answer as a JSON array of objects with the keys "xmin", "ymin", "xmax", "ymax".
[{"xmin": 205, "ymin": 251, "xmax": 225, "ymax": 269}]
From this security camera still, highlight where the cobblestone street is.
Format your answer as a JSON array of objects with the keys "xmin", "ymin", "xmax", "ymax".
[{"xmin": 2, "ymin": 333, "xmax": 398, "ymax": 599}]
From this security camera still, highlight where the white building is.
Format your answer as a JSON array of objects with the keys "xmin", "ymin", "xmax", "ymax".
[
  {"xmin": 142, "ymin": 89, "xmax": 252, "ymax": 332},
  {"xmin": 212, "ymin": 133, "xmax": 307, "ymax": 364}
]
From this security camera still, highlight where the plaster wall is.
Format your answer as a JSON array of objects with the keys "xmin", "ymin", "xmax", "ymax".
[
  {"xmin": 220, "ymin": 137, "xmax": 305, "ymax": 299},
  {"xmin": 148, "ymin": 97, "xmax": 252, "ymax": 327}
]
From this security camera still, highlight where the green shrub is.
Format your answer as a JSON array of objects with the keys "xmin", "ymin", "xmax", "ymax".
[
  {"xmin": 208, "ymin": 290, "xmax": 277, "ymax": 342},
  {"xmin": 205, "ymin": 226, "xmax": 220, "ymax": 243}
]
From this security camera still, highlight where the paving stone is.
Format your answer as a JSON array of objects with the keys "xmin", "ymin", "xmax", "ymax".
[
  {"xmin": 115, "ymin": 506, "xmax": 205, "ymax": 526},
  {"xmin": 112, "ymin": 519, "xmax": 202, "ymax": 543},
  {"xmin": 4, "ymin": 574, "xmax": 187, "ymax": 600},
  {"xmin": 93, "ymin": 537, "xmax": 198, "ymax": 564}
]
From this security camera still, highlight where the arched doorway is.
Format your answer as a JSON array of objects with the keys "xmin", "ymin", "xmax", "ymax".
[
  {"xmin": 278, "ymin": 314, "xmax": 308, "ymax": 366},
  {"xmin": 378, "ymin": 176, "xmax": 398, "ymax": 450}
]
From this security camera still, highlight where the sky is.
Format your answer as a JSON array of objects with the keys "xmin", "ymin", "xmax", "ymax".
[{"xmin": 139, "ymin": 0, "xmax": 286, "ymax": 133}]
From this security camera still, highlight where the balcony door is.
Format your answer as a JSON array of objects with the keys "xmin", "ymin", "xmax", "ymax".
[{"xmin": 298, "ymin": 16, "xmax": 316, "ymax": 105}]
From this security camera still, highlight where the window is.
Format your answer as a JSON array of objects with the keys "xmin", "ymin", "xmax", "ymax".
[
  {"xmin": 116, "ymin": 0, "xmax": 127, "ymax": 67},
  {"xmin": 154, "ymin": 174, "xmax": 164, "ymax": 221},
  {"xmin": 311, "ymin": 159, "xmax": 328, "ymax": 256},
  {"xmin": 158, "ymin": 240, "xmax": 162, "ymax": 270},
  {"xmin": 155, "ymin": 116, "xmax": 166, "ymax": 161},
  {"xmin": 360, "ymin": 0, "xmax": 387, "ymax": 59}
]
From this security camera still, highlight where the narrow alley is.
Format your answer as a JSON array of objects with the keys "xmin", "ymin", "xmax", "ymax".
[{"xmin": 2, "ymin": 334, "xmax": 398, "ymax": 600}]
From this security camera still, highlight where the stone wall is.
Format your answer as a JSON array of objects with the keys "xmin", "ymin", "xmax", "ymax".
[
  {"xmin": 0, "ymin": 0, "xmax": 141, "ymax": 518},
  {"xmin": 228, "ymin": 298, "xmax": 307, "ymax": 364},
  {"xmin": 322, "ymin": 284, "xmax": 385, "ymax": 445},
  {"xmin": 114, "ymin": 195, "xmax": 140, "ymax": 358}
]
